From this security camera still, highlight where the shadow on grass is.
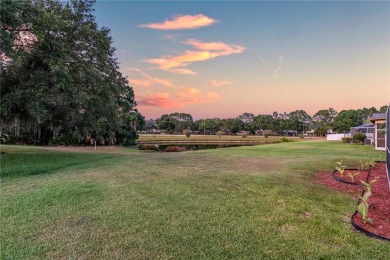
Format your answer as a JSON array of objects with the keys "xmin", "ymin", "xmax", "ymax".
[{"xmin": 0, "ymin": 151, "xmax": 120, "ymax": 179}]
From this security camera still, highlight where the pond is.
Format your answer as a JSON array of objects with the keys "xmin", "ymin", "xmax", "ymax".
[{"xmin": 140, "ymin": 143, "xmax": 258, "ymax": 152}]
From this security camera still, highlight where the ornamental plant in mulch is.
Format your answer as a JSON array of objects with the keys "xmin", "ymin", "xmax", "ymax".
[
  {"xmin": 317, "ymin": 160, "xmax": 390, "ymax": 241},
  {"xmin": 332, "ymin": 160, "xmax": 369, "ymax": 185},
  {"xmin": 351, "ymin": 163, "xmax": 390, "ymax": 240}
]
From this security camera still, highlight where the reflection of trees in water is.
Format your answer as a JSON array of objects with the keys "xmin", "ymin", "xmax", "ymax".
[{"xmin": 155, "ymin": 144, "xmax": 254, "ymax": 151}]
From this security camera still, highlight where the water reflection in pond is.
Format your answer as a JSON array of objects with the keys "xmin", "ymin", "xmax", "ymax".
[{"xmin": 146, "ymin": 143, "xmax": 257, "ymax": 151}]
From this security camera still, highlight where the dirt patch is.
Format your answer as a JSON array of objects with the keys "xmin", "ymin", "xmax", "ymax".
[{"xmin": 317, "ymin": 162, "xmax": 390, "ymax": 240}]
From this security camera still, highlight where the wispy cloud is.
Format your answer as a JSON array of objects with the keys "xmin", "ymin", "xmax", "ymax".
[
  {"xmin": 144, "ymin": 39, "xmax": 245, "ymax": 74},
  {"xmin": 128, "ymin": 67, "xmax": 176, "ymax": 88},
  {"xmin": 209, "ymin": 80, "xmax": 233, "ymax": 87},
  {"xmin": 273, "ymin": 55, "xmax": 284, "ymax": 78},
  {"xmin": 184, "ymin": 39, "xmax": 244, "ymax": 55},
  {"xmin": 138, "ymin": 87, "xmax": 222, "ymax": 108},
  {"xmin": 139, "ymin": 14, "xmax": 217, "ymax": 30}
]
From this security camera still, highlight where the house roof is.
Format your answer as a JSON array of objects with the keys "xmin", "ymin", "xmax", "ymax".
[
  {"xmin": 369, "ymin": 113, "xmax": 386, "ymax": 122},
  {"xmin": 352, "ymin": 123, "xmax": 374, "ymax": 128}
]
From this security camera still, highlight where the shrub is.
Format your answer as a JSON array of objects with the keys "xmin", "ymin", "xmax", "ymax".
[
  {"xmin": 341, "ymin": 137, "xmax": 352, "ymax": 143},
  {"xmin": 298, "ymin": 134, "xmax": 304, "ymax": 139},
  {"xmin": 240, "ymin": 131, "xmax": 249, "ymax": 138},
  {"xmin": 353, "ymin": 132, "xmax": 366, "ymax": 144},
  {"xmin": 164, "ymin": 146, "xmax": 186, "ymax": 152},
  {"xmin": 263, "ymin": 130, "xmax": 273, "ymax": 137},
  {"xmin": 280, "ymin": 136, "xmax": 293, "ymax": 143},
  {"xmin": 137, "ymin": 144, "xmax": 159, "ymax": 151},
  {"xmin": 183, "ymin": 129, "xmax": 192, "ymax": 138},
  {"xmin": 216, "ymin": 131, "xmax": 224, "ymax": 137}
]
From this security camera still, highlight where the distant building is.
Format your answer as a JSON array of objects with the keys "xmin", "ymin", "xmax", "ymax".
[
  {"xmin": 350, "ymin": 123, "xmax": 375, "ymax": 145},
  {"xmin": 369, "ymin": 113, "xmax": 386, "ymax": 151}
]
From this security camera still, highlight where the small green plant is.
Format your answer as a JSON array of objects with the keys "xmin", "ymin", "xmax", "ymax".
[
  {"xmin": 357, "ymin": 179, "xmax": 377, "ymax": 224},
  {"xmin": 347, "ymin": 171, "xmax": 359, "ymax": 182},
  {"xmin": 335, "ymin": 159, "xmax": 346, "ymax": 175},
  {"xmin": 368, "ymin": 158, "xmax": 376, "ymax": 168},
  {"xmin": 360, "ymin": 179, "xmax": 377, "ymax": 192},
  {"xmin": 357, "ymin": 192, "xmax": 373, "ymax": 224}
]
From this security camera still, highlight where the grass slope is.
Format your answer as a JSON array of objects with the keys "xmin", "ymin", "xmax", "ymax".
[{"xmin": 0, "ymin": 142, "xmax": 388, "ymax": 259}]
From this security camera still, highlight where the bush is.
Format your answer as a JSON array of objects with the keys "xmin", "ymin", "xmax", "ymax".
[
  {"xmin": 341, "ymin": 137, "xmax": 352, "ymax": 143},
  {"xmin": 183, "ymin": 129, "xmax": 192, "ymax": 138},
  {"xmin": 263, "ymin": 130, "xmax": 273, "ymax": 138},
  {"xmin": 353, "ymin": 132, "xmax": 366, "ymax": 144},
  {"xmin": 217, "ymin": 131, "xmax": 224, "ymax": 137},
  {"xmin": 137, "ymin": 144, "xmax": 159, "ymax": 151},
  {"xmin": 298, "ymin": 134, "xmax": 304, "ymax": 139},
  {"xmin": 164, "ymin": 146, "xmax": 186, "ymax": 152},
  {"xmin": 280, "ymin": 136, "xmax": 293, "ymax": 143},
  {"xmin": 240, "ymin": 131, "xmax": 249, "ymax": 138}
]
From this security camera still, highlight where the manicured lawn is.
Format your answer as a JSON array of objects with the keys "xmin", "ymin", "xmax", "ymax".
[{"xmin": 0, "ymin": 141, "xmax": 388, "ymax": 258}]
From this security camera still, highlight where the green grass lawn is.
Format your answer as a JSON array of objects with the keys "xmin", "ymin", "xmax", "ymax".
[{"xmin": 0, "ymin": 141, "xmax": 388, "ymax": 258}]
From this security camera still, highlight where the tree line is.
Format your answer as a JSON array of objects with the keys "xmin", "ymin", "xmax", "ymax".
[
  {"xmin": 141, "ymin": 106, "xmax": 388, "ymax": 136},
  {"xmin": 0, "ymin": 0, "xmax": 140, "ymax": 145}
]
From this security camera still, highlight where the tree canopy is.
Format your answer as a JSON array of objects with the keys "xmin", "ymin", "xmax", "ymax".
[{"xmin": 0, "ymin": 0, "xmax": 139, "ymax": 145}]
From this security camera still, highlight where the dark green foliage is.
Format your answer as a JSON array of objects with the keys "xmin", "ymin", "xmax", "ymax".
[
  {"xmin": 156, "ymin": 114, "xmax": 176, "ymax": 133},
  {"xmin": 332, "ymin": 110, "xmax": 363, "ymax": 133},
  {"xmin": 0, "ymin": 0, "xmax": 139, "ymax": 146},
  {"xmin": 352, "ymin": 132, "xmax": 366, "ymax": 144},
  {"xmin": 314, "ymin": 126, "xmax": 328, "ymax": 137}
]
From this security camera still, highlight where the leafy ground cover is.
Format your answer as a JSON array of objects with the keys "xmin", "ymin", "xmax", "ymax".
[{"xmin": 0, "ymin": 141, "xmax": 388, "ymax": 258}]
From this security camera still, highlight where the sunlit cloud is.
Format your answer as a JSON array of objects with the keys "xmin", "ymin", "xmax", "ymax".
[
  {"xmin": 144, "ymin": 39, "xmax": 245, "ymax": 74},
  {"xmin": 175, "ymin": 87, "xmax": 222, "ymax": 103},
  {"xmin": 128, "ymin": 67, "xmax": 176, "ymax": 88},
  {"xmin": 138, "ymin": 87, "xmax": 222, "ymax": 108},
  {"xmin": 273, "ymin": 55, "xmax": 284, "ymax": 77},
  {"xmin": 184, "ymin": 39, "xmax": 245, "ymax": 55},
  {"xmin": 209, "ymin": 80, "xmax": 233, "ymax": 87},
  {"xmin": 139, "ymin": 14, "xmax": 217, "ymax": 30}
]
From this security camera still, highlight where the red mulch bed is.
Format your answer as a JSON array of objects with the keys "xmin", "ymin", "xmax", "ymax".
[
  {"xmin": 316, "ymin": 162, "xmax": 390, "ymax": 240},
  {"xmin": 333, "ymin": 169, "xmax": 369, "ymax": 185}
]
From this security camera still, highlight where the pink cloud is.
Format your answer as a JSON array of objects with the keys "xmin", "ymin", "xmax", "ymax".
[
  {"xmin": 184, "ymin": 39, "xmax": 245, "ymax": 55},
  {"xmin": 139, "ymin": 14, "xmax": 217, "ymax": 30},
  {"xmin": 209, "ymin": 80, "xmax": 233, "ymax": 87},
  {"xmin": 144, "ymin": 39, "xmax": 245, "ymax": 74},
  {"xmin": 138, "ymin": 88, "xmax": 222, "ymax": 108},
  {"xmin": 128, "ymin": 67, "xmax": 176, "ymax": 88}
]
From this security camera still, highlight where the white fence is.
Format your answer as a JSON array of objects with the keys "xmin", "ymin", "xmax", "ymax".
[{"xmin": 326, "ymin": 133, "xmax": 351, "ymax": 141}]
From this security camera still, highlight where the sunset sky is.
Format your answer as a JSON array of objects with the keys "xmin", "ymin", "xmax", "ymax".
[{"xmin": 93, "ymin": 1, "xmax": 390, "ymax": 120}]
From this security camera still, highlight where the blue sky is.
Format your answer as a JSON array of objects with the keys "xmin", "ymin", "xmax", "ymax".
[{"xmin": 93, "ymin": 1, "xmax": 390, "ymax": 119}]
